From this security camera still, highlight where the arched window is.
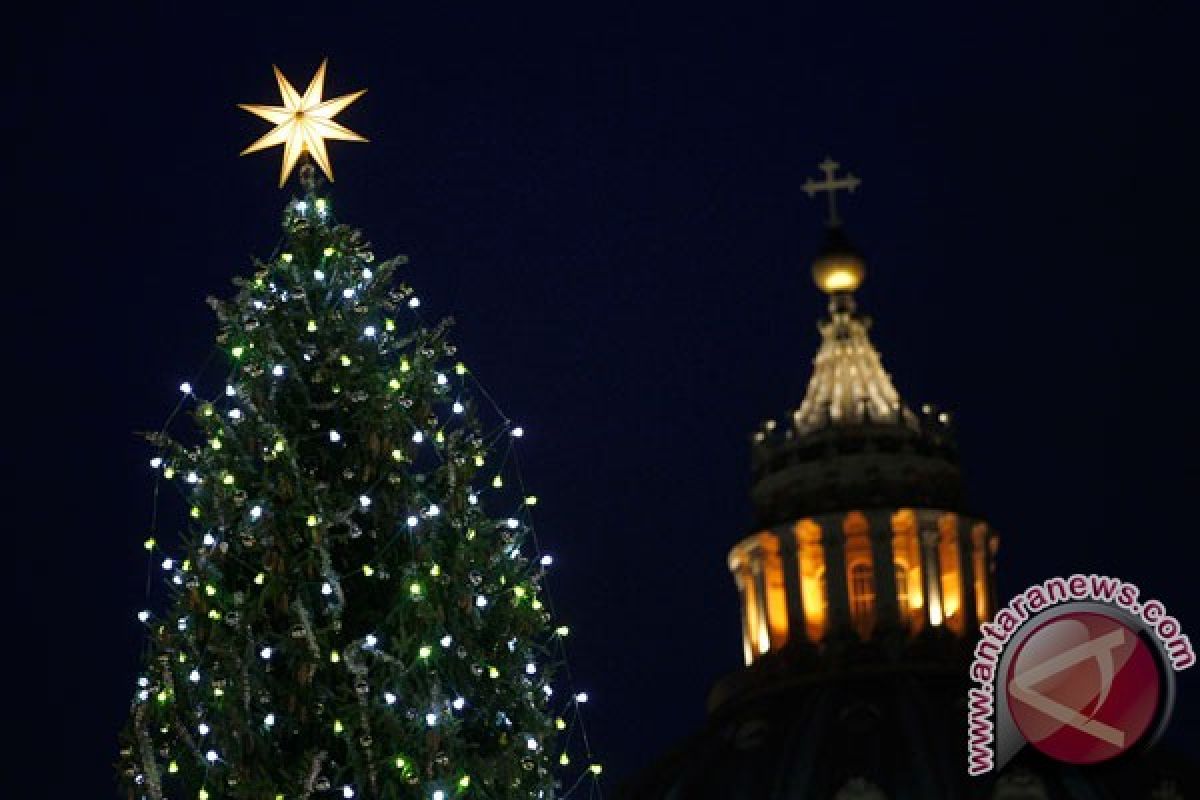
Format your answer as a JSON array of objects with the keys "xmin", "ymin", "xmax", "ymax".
[
  {"xmin": 894, "ymin": 562, "xmax": 910, "ymax": 615},
  {"xmin": 849, "ymin": 562, "xmax": 876, "ymax": 639}
]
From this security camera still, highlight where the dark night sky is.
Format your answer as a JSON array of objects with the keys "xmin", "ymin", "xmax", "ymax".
[{"xmin": 5, "ymin": 4, "xmax": 1200, "ymax": 796}]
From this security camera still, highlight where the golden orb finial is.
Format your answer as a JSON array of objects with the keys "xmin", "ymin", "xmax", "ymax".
[{"xmin": 812, "ymin": 228, "xmax": 866, "ymax": 294}]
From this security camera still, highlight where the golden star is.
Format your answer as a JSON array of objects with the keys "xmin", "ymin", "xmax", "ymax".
[{"xmin": 239, "ymin": 60, "xmax": 367, "ymax": 188}]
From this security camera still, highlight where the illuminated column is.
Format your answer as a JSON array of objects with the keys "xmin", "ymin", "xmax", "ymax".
[
  {"xmin": 734, "ymin": 561, "xmax": 754, "ymax": 665},
  {"xmin": 986, "ymin": 528, "xmax": 1001, "ymax": 617},
  {"xmin": 919, "ymin": 520, "xmax": 945, "ymax": 628},
  {"xmin": 775, "ymin": 524, "xmax": 807, "ymax": 646},
  {"xmin": 957, "ymin": 518, "xmax": 979, "ymax": 633},
  {"xmin": 751, "ymin": 549, "xmax": 771, "ymax": 656},
  {"xmin": 821, "ymin": 514, "xmax": 853, "ymax": 634},
  {"xmin": 867, "ymin": 510, "xmax": 901, "ymax": 630}
]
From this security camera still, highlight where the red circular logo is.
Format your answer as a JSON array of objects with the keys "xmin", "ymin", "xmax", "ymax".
[{"xmin": 1006, "ymin": 611, "xmax": 1162, "ymax": 764}]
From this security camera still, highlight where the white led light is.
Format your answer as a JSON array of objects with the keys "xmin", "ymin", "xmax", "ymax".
[
  {"xmin": 364, "ymin": 633, "xmax": 378, "ymax": 648},
  {"xmin": 362, "ymin": 268, "xmax": 373, "ymax": 281},
  {"xmin": 250, "ymin": 506, "xmax": 263, "ymax": 520},
  {"xmin": 408, "ymin": 297, "xmax": 420, "ymax": 308},
  {"xmin": 186, "ymin": 471, "xmax": 199, "ymax": 484},
  {"xmin": 511, "ymin": 426, "xmax": 524, "ymax": 438},
  {"xmin": 137, "ymin": 677, "xmax": 149, "ymax": 687},
  {"xmin": 138, "ymin": 690, "xmax": 149, "ymax": 701},
  {"xmin": 203, "ymin": 533, "xmax": 216, "ymax": 546},
  {"xmin": 406, "ymin": 515, "xmax": 419, "ymax": 528},
  {"xmin": 264, "ymin": 713, "xmax": 275, "ymax": 727},
  {"xmin": 137, "ymin": 610, "xmax": 150, "ymax": 623},
  {"xmin": 161, "ymin": 558, "xmax": 174, "ymax": 570},
  {"xmin": 253, "ymin": 300, "xmax": 266, "ymax": 310},
  {"xmin": 260, "ymin": 647, "xmax": 272, "ymax": 660},
  {"xmin": 468, "ymin": 493, "xmax": 478, "ymax": 505},
  {"xmin": 150, "ymin": 457, "xmax": 163, "ymax": 468},
  {"xmin": 295, "ymin": 201, "xmax": 308, "ymax": 212},
  {"xmin": 427, "ymin": 504, "xmax": 440, "ymax": 517},
  {"xmin": 206, "ymin": 750, "xmax": 219, "ymax": 763},
  {"xmin": 198, "ymin": 723, "xmax": 210, "ymax": 736},
  {"xmin": 384, "ymin": 692, "xmax": 397, "ymax": 705},
  {"xmin": 188, "ymin": 669, "xmax": 200, "ymax": 683},
  {"xmin": 342, "ymin": 787, "xmax": 355, "ymax": 799},
  {"xmin": 321, "ymin": 582, "xmax": 333, "ymax": 596},
  {"xmin": 363, "ymin": 326, "xmax": 376, "ymax": 338},
  {"xmin": 526, "ymin": 737, "xmax": 538, "ymax": 751},
  {"xmin": 359, "ymin": 495, "xmax": 371, "ymax": 509},
  {"xmin": 506, "ymin": 518, "xmax": 519, "ymax": 529},
  {"xmin": 179, "ymin": 382, "xmax": 192, "ymax": 394},
  {"xmin": 540, "ymin": 555, "xmax": 553, "ymax": 567},
  {"xmin": 425, "ymin": 712, "xmax": 438, "ymax": 727},
  {"xmin": 436, "ymin": 373, "xmax": 447, "ymax": 385},
  {"xmin": 343, "ymin": 288, "xmax": 355, "ymax": 299},
  {"xmin": 433, "ymin": 791, "xmax": 445, "ymax": 800},
  {"xmin": 452, "ymin": 696, "xmax": 465, "ymax": 711},
  {"xmin": 440, "ymin": 634, "xmax": 453, "ymax": 648},
  {"xmin": 228, "ymin": 409, "xmax": 242, "ymax": 420},
  {"xmin": 225, "ymin": 384, "xmax": 236, "ymax": 397},
  {"xmin": 575, "ymin": 692, "xmax": 589, "ymax": 703},
  {"xmin": 272, "ymin": 364, "xmax": 285, "ymax": 377},
  {"xmin": 412, "ymin": 431, "xmax": 424, "ymax": 443},
  {"xmin": 525, "ymin": 663, "xmax": 537, "ymax": 675},
  {"xmin": 314, "ymin": 269, "xmax": 325, "ymax": 282},
  {"xmin": 176, "ymin": 618, "xmax": 188, "ymax": 630},
  {"xmin": 329, "ymin": 430, "xmax": 342, "ymax": 442},
  {"xmin": 475, "ymin": 595, "xmax": 487, "ymax": 609}
]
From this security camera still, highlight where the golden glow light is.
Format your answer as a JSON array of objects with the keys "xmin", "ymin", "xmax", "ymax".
[{"xmin": 239, "ymin": 60, "xmax": 367, "ymax": 187}]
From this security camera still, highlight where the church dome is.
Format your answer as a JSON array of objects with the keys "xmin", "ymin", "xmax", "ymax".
[{"xmin": 622, "ymin": 159, "xmax": 1199, "ymax": 799}]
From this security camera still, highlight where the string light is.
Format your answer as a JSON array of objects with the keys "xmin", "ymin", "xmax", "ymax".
[{"xmin": 124, "ymin": 187, "xmax": 603, "ymax": 800}]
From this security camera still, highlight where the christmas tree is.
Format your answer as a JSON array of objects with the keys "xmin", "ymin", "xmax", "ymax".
[{"xmin": 119, "ymin": 63, "xmax": 597, "ymax": 800}]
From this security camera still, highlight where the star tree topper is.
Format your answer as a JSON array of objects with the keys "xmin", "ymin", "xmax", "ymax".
[{"xmin": 239, "ymin": 60, "xmax": 367, "ymax": 187}]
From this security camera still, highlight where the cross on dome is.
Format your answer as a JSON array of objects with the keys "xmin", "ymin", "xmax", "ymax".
[{"xmin": 802, "ymin": 157, "xmax": 861, "ymax": 226}]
